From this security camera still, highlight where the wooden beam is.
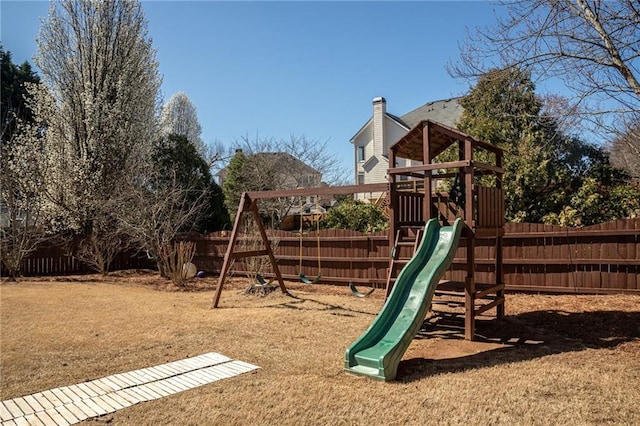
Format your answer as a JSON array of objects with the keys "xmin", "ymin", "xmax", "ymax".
[
  {"xmin": 464, "ymin": 233, "xmax": 476, "ymax": 341},
  {"xmin": 388, "ymin": 161, "xmax": 470, "ymax": 176},
  {"xmin": 423, "ymin": 121, "xmax": 434, "ymax": 220},
  {"xmin": 248, "ymin": 197, "xmax": 289, "ymax": 296},
  {"xmin": 463, "ymin": 137, "xmax": 476, "ymax": 340},
  {"xmin": 475, "ymin": 283, "xmax": 506, "ymax": 300},
  {"xmin": 212, "ymin": 192, "xmax": 251, "ymax": 308},
  {"xmin": 475, "ymin": 297, "xmax": 505, "ymax": 315},
  {"xmin": 473, "ymin": 161, "xmax": 505, "ymax": 175},
  {"xmin": 386, "ymin": 146, "xmax": 398, "ymax": 297},
  {"xmin": 231, "ymin": 249, "xmax": 269, "ymax": 259},
  {"xmin": 246, "ymin": 183, "xmax": 388, "ymax": 200}
]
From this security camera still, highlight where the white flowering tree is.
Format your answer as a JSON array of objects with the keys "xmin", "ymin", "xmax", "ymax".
[
  {"xmin": 160, "ymin": 92, "xmax": 204, "ymax": 153},
  {"xmin": 0, "ymin": 50, "xmax": 47, "ymax": 280},
  {"xmin": 0, "ymin": 118, "xmax": 49, "ymax": 280},
  {"xmin": 33, "ymin": 0, "xmax": 162, "ymax": 273}
]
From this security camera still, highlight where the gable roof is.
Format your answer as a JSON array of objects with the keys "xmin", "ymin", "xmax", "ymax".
[
  {"xmin": 216, "ymin": 151, "xmax": 320, "ymax": 184},
  {"xmin": 350, "ymin": 97, "xmax": 464, "ymax": 143},
  {"xmin": 399, "ymin": 97, "xmax": 463, "ymax": 129},
  {"xmin": 253, "ymin": 152, "xmax": 321, "ymax": 177}
]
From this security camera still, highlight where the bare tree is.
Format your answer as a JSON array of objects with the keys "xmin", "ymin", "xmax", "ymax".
[
  {"xmin": 610, "ymin": 117, "xmax": 640, "ymax": 179},
  {"xmin": 157, "ymin": 240, "xmax": 197, "ymax": 287},
  {"xmin": 233, "ymin": 133, "xmax": 349, "ymax": 187},
  {"xmin": 119, "ymin": 170, "xmax": 207, "ymax": 281},
  {"xmin": 279, "ymin": 133, "xmax": 351, "ymax": 188},
  {"xmin": 539, "ymin": 93, "xmax": 584, "ymax": 136},
  {"xmin": 67, "ymin": 196, "xmax": 132, "ymax": 276},
  {"xmin": 223, "ymin": 133, "xmax": 349, "ymax": 225},
  {"xmin": 160, "ymin": 91, "xmax": 205, "ymax": 156},
  {"xmin": 450, "ymin": 0, "xmax": 640, "ymax": 135}
]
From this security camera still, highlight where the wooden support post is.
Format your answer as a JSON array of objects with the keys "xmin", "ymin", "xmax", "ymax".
[
  {"xmin": 248, "ymin": 197, "xmax": 289, "ymax": 296},
  {"xmin": 465, "ymin": 229, "xmax": 476, "ymax": 340},
  {"xmin": 386, "ymin": 147, "xmax": 398, "ymax": 297},
  {"xmin": 423, "ymin": 122, "xmax": 434, "ymax": 221},
  {"xmin": 496, "ymin": 234, "xmax": 504, "ymax": 319},
  {"xmin": 464, "ymin": 138, "xmax": 476, "ymax": 340},
  {"xmin": 388, "ymin": 148, "xmax": 397, "ymax": 252},
  {"xmin": 212, "ymin": 193, "xmax": 250, "ymax": 308},
  {"xmin": 495, "ymin": 151, "xmax": 505, "ymax": 319},
  {"xmin": 464, "ymin": 138, "xmax": 474, "ymax": 226},
  {"xmin": 457, "ymin": 139, "xmax": 465, "ymax": 221}
]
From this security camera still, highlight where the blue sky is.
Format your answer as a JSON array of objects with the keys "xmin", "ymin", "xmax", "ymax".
[{"xmin": 2, "ymin": 0, "xmax": 505, "ymax": 176}]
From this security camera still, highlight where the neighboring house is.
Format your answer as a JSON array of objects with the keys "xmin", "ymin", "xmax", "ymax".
[
  {"xmin": 217, "ymin": 150, "xmax": 325, "ymax": 218},
  {"xmin": 350, "ymin": 97, "xmax": 463, "ymax": 200},
  {"xmin": 217, "ymin": 150, "xmax": 322, "ymax": 191}
]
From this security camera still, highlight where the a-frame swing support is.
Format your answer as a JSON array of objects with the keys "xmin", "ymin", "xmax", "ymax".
[{"xmin": 212, "ymin": 192, "xmax": 289, "ymax": 308}]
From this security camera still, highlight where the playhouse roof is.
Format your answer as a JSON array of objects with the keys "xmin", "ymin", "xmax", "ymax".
[{"xmin": 390, "ymin": 119, "xmax": 502, "ymax": 162}]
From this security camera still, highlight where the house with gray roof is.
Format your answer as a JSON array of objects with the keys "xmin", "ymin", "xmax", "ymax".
[
  {"xmin": 217, "ymin": 150, "xmax": 325, "ymax": 223},
  {"xmin": 350, "ymin": 97, "xmax": 463, "ymax": 200}
]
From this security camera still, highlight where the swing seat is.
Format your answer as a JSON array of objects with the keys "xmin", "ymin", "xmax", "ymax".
[
  {"xmin": 299, "ymin": 272, "xmax": 321, "ymax": 284},
  {"xmin": 349, "ymin": 282, "xmax": 375, "ymax": 298},
  {"xmin": 255, "ymin": 274, "xmax": 275, "ymax": 286}
]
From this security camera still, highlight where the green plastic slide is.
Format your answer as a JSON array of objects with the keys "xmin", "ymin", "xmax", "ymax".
[{"xmin": 344, "ymin": 218, "xmax": 464, "ymax": 381}]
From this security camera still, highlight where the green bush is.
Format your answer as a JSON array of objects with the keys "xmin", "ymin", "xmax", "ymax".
[{"xmin": 320, "ymin": 200, "xmax": 388, "ymax": 233}]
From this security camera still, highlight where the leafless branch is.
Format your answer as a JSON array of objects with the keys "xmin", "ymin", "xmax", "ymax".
[{"xmin": 450, "ymin": 0, "xmax": 640, "ymax": 136}]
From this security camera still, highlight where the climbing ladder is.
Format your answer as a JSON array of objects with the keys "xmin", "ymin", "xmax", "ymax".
[{"xmin": 385, "ymin": 226, "xmax": 424, "ymax": 297}]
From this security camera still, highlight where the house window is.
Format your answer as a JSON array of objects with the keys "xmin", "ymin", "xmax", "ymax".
[
  {"xmin": 357, "ymin": 146, "xmax": 365, "ymax": 162},
  {"xmin": 357, "ymin": 172, "xmax": 365, "ymax": 185}
]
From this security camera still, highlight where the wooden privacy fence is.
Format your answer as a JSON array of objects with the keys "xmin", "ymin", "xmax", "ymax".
[
  {"xmin": 192, "ymin": 218, "xmax": 640, "ymax": 294},
  {"xmin": 4, "ymin": 219, "xmax": 639, "ymax": 294},
  {"xmin": 0, "ymin": 243, "xmax": 154, "ymax": 277},
  {"xmin": 500, "ymin": 219, "xmax": 639, "ymax": 293},
  {"xmin": 192, "ymin": 229, "xmax": 392, "ymax": 286}
]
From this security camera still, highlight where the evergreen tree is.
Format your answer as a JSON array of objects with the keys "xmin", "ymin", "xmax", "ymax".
[
  {"xmin": 459, "ymin": 67, "xmax": 640, "ymax": 225},
  {"xmin": 320, "ymin": 200, "xmax": 388, "ymax": 233},
  {"xmin": 222, "ymin": 150, "xmax": 250, "ymax": 220},
  {"xmin": 153, "ymin": 134, "xmax": 230, "ymax": 233},
  {"xmin": 0, "ymin": 45, "xmax": 40, "ymax": 145},
  {"xmin": 458, "ymin": 67, "xmax": 560, "ymax": 222}
]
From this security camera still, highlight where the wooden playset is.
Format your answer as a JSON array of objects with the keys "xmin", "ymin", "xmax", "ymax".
[{"xmin": 212, "ymin": 120, "xmax": 505, "ymax": 340}]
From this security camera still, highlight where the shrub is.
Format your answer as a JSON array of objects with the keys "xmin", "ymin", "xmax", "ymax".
[{"xmin": 320, "ymin": 200, "xmax": 388, "ymax": 232}]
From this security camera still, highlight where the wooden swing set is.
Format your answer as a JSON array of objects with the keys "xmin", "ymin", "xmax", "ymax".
[
  {"xmin": 211, "ymin": 183, "xmax": 388, "ymax": 308},
  {"xmin": 212, "ymin": 120, "xmax": 506, "ymax": 340}
]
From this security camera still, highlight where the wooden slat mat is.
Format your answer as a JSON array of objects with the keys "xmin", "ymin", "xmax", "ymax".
[{"xmin": 1, "ymin": 352, "xmax": 259, "ymax": 425}]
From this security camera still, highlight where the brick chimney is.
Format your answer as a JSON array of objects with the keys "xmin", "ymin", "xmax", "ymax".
[{"xmin": 372, "ymin": 97, "xmax": 386, "ymax": 153}]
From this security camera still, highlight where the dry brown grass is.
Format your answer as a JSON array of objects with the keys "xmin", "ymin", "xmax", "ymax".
[{"xmin": 1, "ymin": 273, "xmax": 639, "ymax": 425}]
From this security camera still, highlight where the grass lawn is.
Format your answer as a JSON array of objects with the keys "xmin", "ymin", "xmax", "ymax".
[{"xmin": 1, "ymin": 272, "xmax": 639, "ymax": 425}]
